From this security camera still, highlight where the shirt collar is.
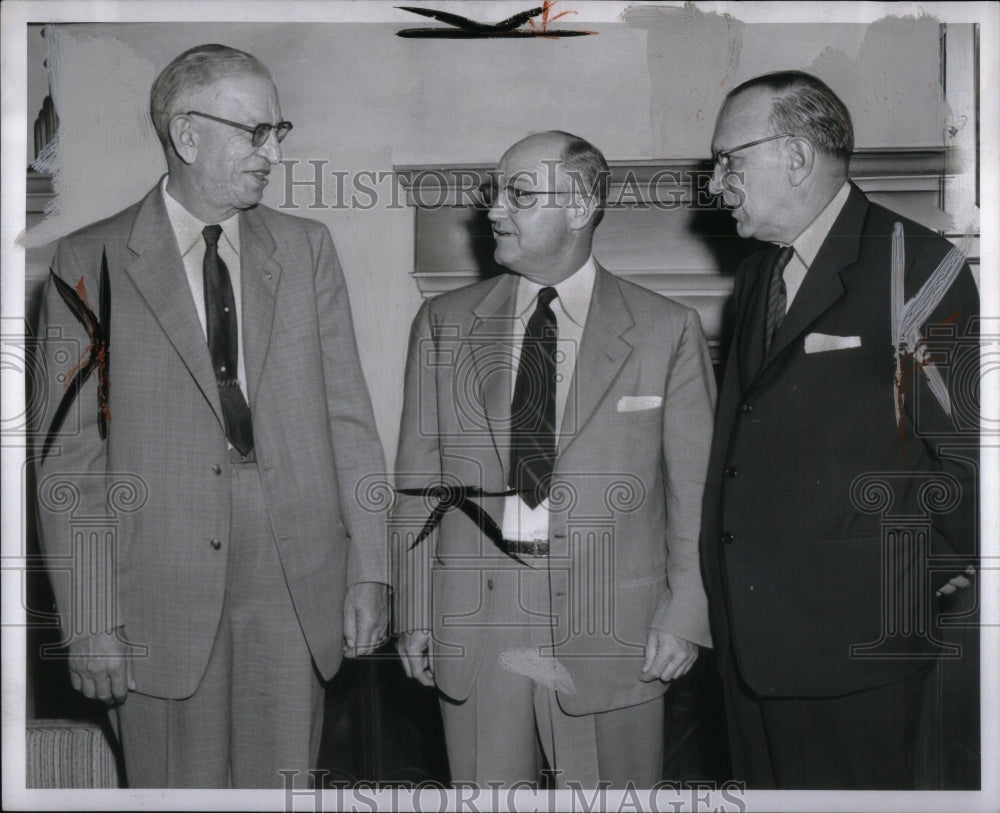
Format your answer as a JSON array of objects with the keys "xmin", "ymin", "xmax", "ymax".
[
  {"xmin": 787, "ymin": 181, "xmax": 851, "ymax": 267},
  {"xmin": 161, "ymin": 175, "xmax": 240, "ymax": 259},
  {"xmin": 514, "ymin": 255, "xmax": 596, "ymax": 328}
]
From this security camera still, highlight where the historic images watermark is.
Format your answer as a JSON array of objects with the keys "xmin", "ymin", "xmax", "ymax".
[
  {"xmin": 281, "ymin": 773, "xmax": 748, "ymax": 813},
  {"xmin": 34, "ymin": 470, "xmax": 149, "ymax": 660},
  {"xmin": 278, "ymin": 159, "xmax": 742, "ymax": 213}
]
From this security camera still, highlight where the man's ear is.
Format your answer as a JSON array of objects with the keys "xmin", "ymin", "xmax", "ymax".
[
  {"xmin": 568, "ymin": 191, "xmax": 598, "ymax": 232},
  {"xmin": 168, "ymin": 114, "xmax": 198, "ymax": 165},
  {"xmin": 786, "ymin": 136, "xmax": 815, "ymax": 188}
]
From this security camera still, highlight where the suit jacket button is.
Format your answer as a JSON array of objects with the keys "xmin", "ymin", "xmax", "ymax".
[
  {"xmin": 739, "ymin": 402, "xmax": 752, "ymax": 413},
  {"xmin": 211, "ymin": 464, "xmax": 222, "ymax": 475},
  {"xmin": 725, "ymin": 466, "xmax": 738, "ymax": 478},
  {"xmin": 210, "ymin": 538, "xmax": 222, "ymax": 550},
  {"xmin": 721, "ymin": 532, "xmax": 734, "ymax": 545}
]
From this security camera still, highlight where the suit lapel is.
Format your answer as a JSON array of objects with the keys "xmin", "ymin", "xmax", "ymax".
[
  {"xmin": 757, "ymin": 185, "xmax": 868, "ymax": 375},
  {"xmin": 470, "ymin": 274, "xmax": 519, "ymax": 480},
  {"xmin": 123, "ymin": 186, "xmax": 224, "ymax": 425},
  {"xmin": 559, "ymin": 266, "xmax": 633, "ymax": 457},
  {"xmin": 238, "ymin": 207, "xmax": 282, "ymax": 403}
]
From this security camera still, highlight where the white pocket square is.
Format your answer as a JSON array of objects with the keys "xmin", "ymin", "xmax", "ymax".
[
  {"xmin": 804, "ymin": 333, "xmax": 862, "ymax": 354},
  {"xmin": 617, "ymin": 396, "xmax": 662, "ymax": 412}
]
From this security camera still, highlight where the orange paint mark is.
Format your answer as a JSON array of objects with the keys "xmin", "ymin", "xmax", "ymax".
[
  {"xmin": 528, "ymin": 0, "xmax": 577, "ymax": 32},
  {"xmin": 894, "ymin": 310, "xmax": 961, "ymax": 452},
  {"xmin": 74, "ymin": 276, "xmax": 90, "ymax": 309}
]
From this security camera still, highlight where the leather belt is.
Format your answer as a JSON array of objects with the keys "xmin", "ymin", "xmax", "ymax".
[
  {"xmin": 228, "ymin": 447, "xmax": 257, "ymax": 464},
  {"xmin": 502, "ymin": 539, "xmax": 549, "ymax": 557}
]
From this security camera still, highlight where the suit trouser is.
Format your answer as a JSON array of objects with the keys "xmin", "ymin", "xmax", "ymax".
[
  {"xmin": 112, "ymin": 456, "xmax": 325, "ymax": 788},
  {"xmin": 723, "ymin": 662, "xmax": 929, "ymax": 789},
  {"xmin": 438, "ymin": 559, "xmax": 664, "ymax": 788}
]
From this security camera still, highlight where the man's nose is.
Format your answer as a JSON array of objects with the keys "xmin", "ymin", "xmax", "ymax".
[
  {"xmin": 708, "ymin": 162, "xmax": 724, "ymax": 197},
  {"xmin": 257, "ymin": 129, "xmax": 282, "ymax": 163},
  {"xmin": 486, "ymin": 197, "xmax": 508, "ymax": 221}
]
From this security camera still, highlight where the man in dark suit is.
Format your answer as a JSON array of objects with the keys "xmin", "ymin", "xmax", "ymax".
[
  {"xmin": 34, "ymin": 44, "xmax": 389, "ymax": 787},
  {"xmin": 700, "ymin": 71, "xmax": 979, "ymax": 789},
  {"xmin": 392, "ymin": 131, "xmax": 716, "ymax": 787}
]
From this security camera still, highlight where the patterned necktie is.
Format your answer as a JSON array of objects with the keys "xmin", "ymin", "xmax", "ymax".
[
  {"xmin": 765, "ymin": 245, "xmax": 795, "ymax": 352},
  {"xmin": 509, "ymin": 286, "xmax": 558, "ymax": 509},
  {"xmin": 203, "ymin": 225, "xmax": 255, "ymax": 455}
]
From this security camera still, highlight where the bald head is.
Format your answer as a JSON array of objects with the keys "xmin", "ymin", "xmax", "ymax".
[
  {"xmin": 500, "ymin": 130, "xmax": 610, "ymax": 230},
  {"xmin": 488, "ymin": 131, "xmax": 608, "ymax": 284}
]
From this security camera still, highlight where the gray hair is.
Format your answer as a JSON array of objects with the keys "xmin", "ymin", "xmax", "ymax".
[
  {"xmin": 548, "ymin": 130, "xmax": 610, "ymax": 230},
  {"xmin": 149, "ymin": 44, "xmax": 272, "ymax": 145},
  {"xmin": 729, "ymin": 71, "xmax": 854, "ymax": 163}
]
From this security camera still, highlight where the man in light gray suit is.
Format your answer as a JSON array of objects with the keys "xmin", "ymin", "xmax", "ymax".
[
  {"xmin": 392, "ymin": 131, "xmax": 716, "ymax": 787},
  {"xmin": 34, "ymin": 44, "xmax": 388, "ymax": 788}
]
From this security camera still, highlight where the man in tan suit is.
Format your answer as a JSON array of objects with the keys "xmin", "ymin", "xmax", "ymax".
[
  {"xmin": 392, "ymin": 131, "xmax": 716, "ymax": 787},
  {"xmin": 34, "ymin": 44, "xmax": 388, "ymax": 787}
]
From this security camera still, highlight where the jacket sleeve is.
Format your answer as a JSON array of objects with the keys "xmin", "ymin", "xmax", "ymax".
[
  {"xmin": 312, "ymin": 224, "xmax": 390, "ymax": 587},
  {"xmin": 33, "ymin": 235, "xmax": 123, "ymax": 644},
  {"xmin": 903, "ymin": 234, "xmax": 980, "ymax": 563},
  {"xmin": 390, "ymin": 300, "xmax": 440, "ymax": 634},
  {"xmin": 650, "ymin": 306, "xmax": 718, "ymax": 648}
]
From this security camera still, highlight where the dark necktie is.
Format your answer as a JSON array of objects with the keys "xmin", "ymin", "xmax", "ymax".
[
  {"xmin": 509, "ymin": 286, "xmax": 558, "ymax": 509},
  {"xmin": 203, "ymin": 225, "xmax": 254, "ymax": 455},
  {"xmin": 764, "ymin": 245, "xmax": 795, "ymax": 352}
]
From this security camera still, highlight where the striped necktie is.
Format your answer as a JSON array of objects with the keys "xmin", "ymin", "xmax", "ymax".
[{"xmin": 765, "ymin": 245, "xmax": 795, "ymax": 352}]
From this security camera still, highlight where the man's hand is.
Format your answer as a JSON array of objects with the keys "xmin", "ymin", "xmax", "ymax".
[
  {"xmin": 343, "ymin": 582, "xmax": 389, "ymax": 657},
  {"xmin": 396, "ymin": 629, "xmax": 434, "ymax": 687},
  {"xmin": 639, "ymin": 629, "xmax": 698, "ymax": 683},
  {"xmin": 67, "ymin": 629, "xmax": 134, "ymax": 706}
]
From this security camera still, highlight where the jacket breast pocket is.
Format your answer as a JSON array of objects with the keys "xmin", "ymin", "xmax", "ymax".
[{"xmin": 607, "ymin": 406, "xmax": 662, "ymax": 427}]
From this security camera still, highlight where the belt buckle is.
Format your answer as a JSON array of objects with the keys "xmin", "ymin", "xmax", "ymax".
[{"xmin": 506, "ymin": 539, "xmax": 549, "ymax": 557}]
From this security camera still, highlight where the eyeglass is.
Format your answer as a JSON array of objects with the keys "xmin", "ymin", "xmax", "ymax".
[
  {"xmin": 474, "ymin": 181, "xmax": 566, "ymax": 210},
  {"xmin": 185, "ymin": 110, "xmax": 293, "ymax": 147},
  {"xmin": 712, "ymin": 132, "xmax": 793, "ymax": 171}
]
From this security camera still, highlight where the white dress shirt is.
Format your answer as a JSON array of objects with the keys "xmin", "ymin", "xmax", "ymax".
[
  {"xmin": 161, "ymin": 176, "xmax": 249, "ymax": 400},
  {"xmin": 501, "ymin": 256, "xmax": 597, "ymax": 543},
  {"xmin": 780, "ymin": 181, "xmax": 851, "ymax": 310}
]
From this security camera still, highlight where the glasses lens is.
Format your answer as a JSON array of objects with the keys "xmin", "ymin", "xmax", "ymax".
[
  {"xmin": 251, "ymin": 122, "xmax": 293, "ymax": 148},
  {"xmin": 508, "ymin": 187, "xmax": 538, "ymax": 210},
  {"xmin": 251, "ymin": 124, "xmax": 271, "ymax": 148}
]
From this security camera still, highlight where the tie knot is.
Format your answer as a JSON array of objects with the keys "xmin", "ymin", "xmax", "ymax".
[
  {"xmin": 203, "ymin": 224, "xmax": 223, "ymax": 247},
  {"xmin": 775, "ymin": 245, "xmax": 794, "ymax": 271},
  {"xmin": 538, "ymin": 287, "xmax": 558, "ymax": 308}
]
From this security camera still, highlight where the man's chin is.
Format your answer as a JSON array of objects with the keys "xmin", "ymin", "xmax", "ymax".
[
  {"xmin": 237, "ymin": 192, "xmax": 265, "ymax": 209},
  {"xmin": 493, "ymin": 246, "xmax": 517, "ymax": 269}
]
